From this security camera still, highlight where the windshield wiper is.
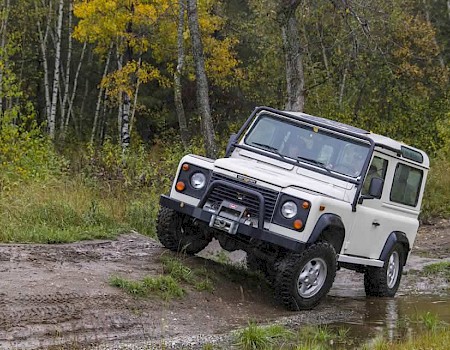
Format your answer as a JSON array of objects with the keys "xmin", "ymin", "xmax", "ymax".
[
  {"xmin": 252, "ymin": 142, "xmax": 278, "ymax": 152},
  {"xmin": 251, "ymin": 142, "xmax": 288, "ymax": 160},
  {"xmin": 296, "ymin": 156, "xmax": 331, "ymax": 173}
]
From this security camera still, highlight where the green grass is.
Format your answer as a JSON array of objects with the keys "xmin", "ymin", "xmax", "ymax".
[
  {"xmin": 361, "ymin": 327, "xmax": 450, "ymax": 350},
  {"xmin": 0, "ymin": 176, "xmax": 158, "ymax": 243},
  {"xmin": 234, "ymin": 322, "xmax": 294, "ymax": 350},
  {"xmin": 232, "ymin": 319, "xmax": 450, "ymax": 350},
  {"xmin": 233, "ymin": 323, "xmax": 353, "ymax": 350},
  {"xmin": 110, "ymin": 255, "xmax": 216, "ymax": 300},
  {"xmin": 422, "ymin": 261, "xmax": 450, "ymax": 281},
  {"xmin": 109, "ymin": 275, "xmax": 185, "ymax": 300}
]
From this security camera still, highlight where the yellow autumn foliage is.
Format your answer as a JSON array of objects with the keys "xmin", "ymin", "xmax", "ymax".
[{"xmin": 73, "ymin": 0, "xmax": 169, "ymax": 54}]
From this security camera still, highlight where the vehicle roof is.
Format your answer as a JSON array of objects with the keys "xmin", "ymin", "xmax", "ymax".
[{"xmin": 277, "ymin": 109, "xmax": 430, "ymax": 168}]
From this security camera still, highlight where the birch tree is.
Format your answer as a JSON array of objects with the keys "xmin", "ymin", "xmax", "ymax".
[
  {"xmin": 48, "ymin": 0, "xmax": 64, "ymax": 139},
  {"xmin": 73, "ymin": 0, "xmax": 168, "ymax": 149}
]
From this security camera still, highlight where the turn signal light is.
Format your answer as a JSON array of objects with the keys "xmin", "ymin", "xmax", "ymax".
[
  {"xmin": 176, "ymin": 181, "xmax": 186, "ymax": 192},
  {"xmin": 182, "ymin": 163, "xmax": 190, "ymax": 171},
  {"xmin": 293, "ymin": 219, "xmax": 303, "ymax": 230},
  {"xmin": 302, "ymin": 201, "xmax": 310, "ymax": 209}
]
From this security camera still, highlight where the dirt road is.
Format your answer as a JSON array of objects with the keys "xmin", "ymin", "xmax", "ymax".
[{"xmin": 0, "ymin": 221, "xmax": 449, "ymax": 349}]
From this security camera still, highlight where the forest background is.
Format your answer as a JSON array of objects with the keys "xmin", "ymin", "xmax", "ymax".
[{"xmin": 0, "ymin": 0, "xmax": 449, "ymax": 243}]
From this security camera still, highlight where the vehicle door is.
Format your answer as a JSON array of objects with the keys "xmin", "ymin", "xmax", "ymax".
[{"xmin": 344, "ymin": 154, "xmax": 392, "ymax": 259}]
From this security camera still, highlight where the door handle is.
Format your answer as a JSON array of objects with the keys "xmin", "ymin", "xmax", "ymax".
[{"xmin": 372, "ymin": 221, "xmax": 380, "ymax": 227}]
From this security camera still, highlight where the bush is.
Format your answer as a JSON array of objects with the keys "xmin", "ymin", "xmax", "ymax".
[
  {"xmin": 0, "ymin": 106, "xmax": 66, "ymax": 189},
  {"xmin": 422, "ymin": 156, "xmax": 450, "ymax": 220}
]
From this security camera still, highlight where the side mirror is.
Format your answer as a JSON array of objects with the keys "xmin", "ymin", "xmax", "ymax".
[
  {"xmin": 368, "ymin": 177, "xmax": 384, "ymax": 199},
  {"xmin": 358, "ymin": 177, "xmax": 384, "ymax": 204},
  {"xmin": 225, "ymin": 133, "xmax": 237, "ymax": 157}
]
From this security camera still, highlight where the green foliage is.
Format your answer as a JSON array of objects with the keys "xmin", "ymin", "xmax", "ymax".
[
  {"xmin": 0, "ymin": 107, "xmax": 66, "ymax": 189},
  {"xmin": 422, "ymin": 157, "xmax": 450, "ymax": 219}
]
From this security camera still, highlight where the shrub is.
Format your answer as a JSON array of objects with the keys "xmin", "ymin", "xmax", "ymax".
[{"xmin": 0, "ymin": 106, "xmax": 66, "ymax": 189}]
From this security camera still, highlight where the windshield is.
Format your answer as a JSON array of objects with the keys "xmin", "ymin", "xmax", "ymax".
[{"xmin": 244, "ymin": 115, "xmax": 371, "ymax": 178}]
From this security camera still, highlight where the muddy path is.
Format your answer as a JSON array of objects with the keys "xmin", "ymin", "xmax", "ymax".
[{"xmin": 0, "ymin": 221, "xmax": 449, "ymax": 350}]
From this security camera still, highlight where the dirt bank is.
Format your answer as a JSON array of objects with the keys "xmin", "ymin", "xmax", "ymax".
[{"xmin": 0, "ymin": 222, "xmax": 449, "ymax": 350}]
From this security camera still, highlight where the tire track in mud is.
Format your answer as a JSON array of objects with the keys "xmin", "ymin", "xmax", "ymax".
[{"xmin": 0, "ymin": 234, "xmax": 166, "ymax": 349}]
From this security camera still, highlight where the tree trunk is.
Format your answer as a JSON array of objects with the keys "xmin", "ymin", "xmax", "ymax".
[
  {"xmin": 187, "ymin": 0, "xmax": 217, "ymax": 158},
  {"xmin": 65, "ymin": 41, "xmax": 87, "ymax": 132},
  {"xmin": 448, "ymin": 0, "xmax": 450, "ymax": 22},
  {"xmin": 35, "ymin": 0, "xmax": 52, "ymax": 121},
  {"xmin": 174, "ymin": 0, "xmax": 189, "ymax": 149},
  {"xmin": 0, "ymin": 0, "xmax": 10, "ymax": 116},
  {"xmin": 129, "ymin": 57, "xmax": 142, "ymax": 136},
  {"xmin": 119, "ymin": 5, "xmax": 134, "ymax": 151},
  {"xmin": 278, "ymin": 0, "xmax": 305, "ymax": 112},
  {"xmin": 121, "ymin": 91, "xmax": 131, "ymax": 149},
  {"xmin": 60, "ymin": 0, "xmax": 73, "ymax": 135},
  {"xmin": 49, "ymin": 0, "xmax": 64, "ymax": 139},
  {"xmin": 91, "ymin": 43, "xmax": 112, "ymax": 144}
]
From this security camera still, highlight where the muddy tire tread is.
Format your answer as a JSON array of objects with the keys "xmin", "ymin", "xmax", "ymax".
[
  {"xmin": 156, "ymin": 206, "xmax": 210, "ymax": 255},
  {"xmin": 274, "ymin": 241, "xmax": 337, "ymax": 310},
  {"xmin": 364, "ymin": 243, "xmax": 404, "ymax": 297}
]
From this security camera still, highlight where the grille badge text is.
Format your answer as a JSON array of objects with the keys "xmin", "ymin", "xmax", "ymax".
[{"xmin": 236, "ymin": 174, "xmax": 257, "ymax": 185}]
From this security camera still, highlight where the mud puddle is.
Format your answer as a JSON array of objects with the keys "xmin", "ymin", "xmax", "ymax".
[{"xmin": 326, "ymin": 294, "xmax": 450, "ymax": 347}]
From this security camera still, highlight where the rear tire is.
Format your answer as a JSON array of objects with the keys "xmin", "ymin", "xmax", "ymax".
[
  {"xmin": 275, "ymin": 242, "xmax": 337, "ymax": 310},
  {"xmin": 364, "ymin": 243, "xmax": 405, "ymax": 297},
  {"xmin": 156, "ymin": 206, "xmax": 211, "ymax": 255}
]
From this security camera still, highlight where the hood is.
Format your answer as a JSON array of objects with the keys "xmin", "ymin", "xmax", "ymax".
[{"xmin": 213, "ymin": 157, "xmax": 351, "ymax": 201}]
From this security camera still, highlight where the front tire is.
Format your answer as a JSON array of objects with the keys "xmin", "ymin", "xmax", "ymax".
[
  {"xmin": 156, "ymin": 206, "xmax": 211, "ymax": 255},
  {"xmin": 275, "ymin": 242, "xmax": 337, "ymax": 310},
  {"xmin": 364, "ymin": 243, "xmax": 405, "ymax": 297}
]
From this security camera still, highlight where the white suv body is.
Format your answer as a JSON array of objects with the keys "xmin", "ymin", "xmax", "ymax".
[{"xmin": 157, "ymin": 107, "xmax": 429, "ymax": 310}]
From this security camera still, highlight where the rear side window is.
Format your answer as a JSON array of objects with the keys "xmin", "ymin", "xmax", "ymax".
[{"xmin": 390, "ymin": 163, "xmax": 423, "ymax": 206}]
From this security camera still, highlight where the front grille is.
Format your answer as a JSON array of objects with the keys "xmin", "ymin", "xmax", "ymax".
[{"xmin": 208, "ymin": 173, "xmax": 279, "ymax": 222}]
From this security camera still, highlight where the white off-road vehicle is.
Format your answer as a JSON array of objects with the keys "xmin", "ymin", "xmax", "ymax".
[{"xmin": 157, "ymin": 107, "xmax": 429, "ymax": 310}]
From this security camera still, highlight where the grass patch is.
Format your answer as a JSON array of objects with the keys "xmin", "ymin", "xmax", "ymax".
[
  {"xmin": 361, "ymin": 327, "xmax": 450, "ymax": 350},
  {"xmin": 0, "ymin": 176, "xmax": 159, "ymax": 243},
  {"xmin": 422, "ymin": 262, "xmax": 450, "ymax": 281},
  {"xmin": 234, "ymin": 322, "xmax": 293, "ymax": 350},
  {"xmin": 161, "ymin": 255, "xmax": 216, "ymax": 292},
  {"xmin": 109, "ymin": 275, "xmax": 185, "ymax": 300},
  {"xmin": 233, "ymin": 323, "xmax": 353, "ymax": 350},
  {"xmin": 110, "ymin": 255, "xmax": 216, "ymax": 300}
]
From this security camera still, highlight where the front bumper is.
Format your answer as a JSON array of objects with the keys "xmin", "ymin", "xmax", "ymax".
[{"xmin": 160, "ymin": 195, "xmax": 306, "ymax": 252}]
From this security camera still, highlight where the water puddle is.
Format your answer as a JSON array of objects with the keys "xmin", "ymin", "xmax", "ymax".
[{"xmin": 327, "ymin": 294, "xmax": 450, "ymax": 347}]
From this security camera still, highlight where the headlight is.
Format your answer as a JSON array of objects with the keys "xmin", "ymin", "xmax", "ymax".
[
  {"xmin": 281, "ymin": 201, "xmax": 298, "ymax": 219},
  {"xmin": 190, "ymin": 172, "xmax": 206, "ymax": 189}
]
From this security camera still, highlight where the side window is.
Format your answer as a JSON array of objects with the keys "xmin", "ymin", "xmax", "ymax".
[
  {"xmin": 362, "ymin": 156, "xmax": 388, "ymax": 195},
  {"xmin": 390, "ymin": 163, "xmax": 423, "ymax": 206}
]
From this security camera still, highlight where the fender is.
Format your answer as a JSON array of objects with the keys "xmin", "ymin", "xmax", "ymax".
[
  {"xmin": 307, "ymin": 213, "xmax": 345, "ymax": 253},
  {"xmin": 379, "ymin": 231, "xmax": 410, "ymax": 264}
]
